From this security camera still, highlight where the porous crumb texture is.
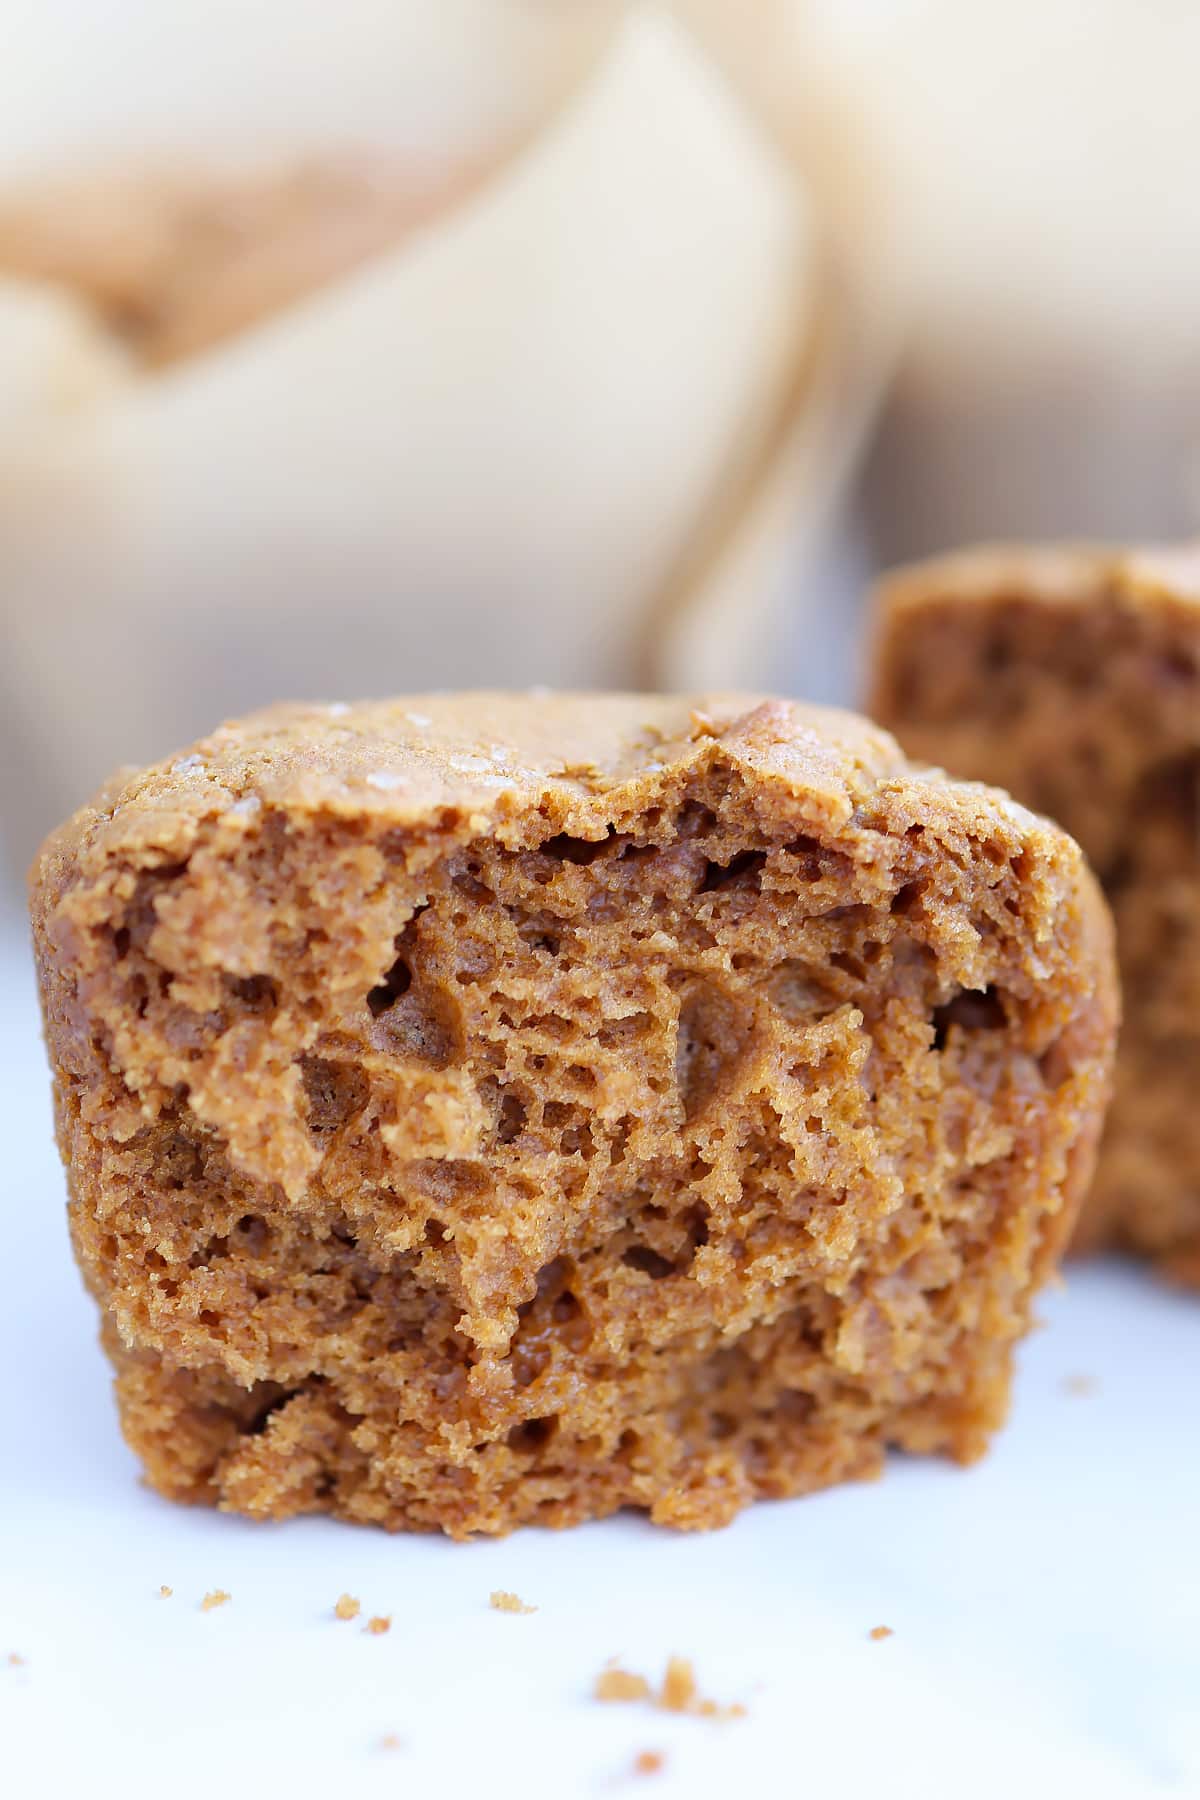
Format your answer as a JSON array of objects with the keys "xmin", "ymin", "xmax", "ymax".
[
  {"xmin": 31, "ymin": 693, "xmax": 1116, "ymax": 1536},
  {"xmin": 871, "ymin": 546, "xmax": 1200, "ymax": 1282}
]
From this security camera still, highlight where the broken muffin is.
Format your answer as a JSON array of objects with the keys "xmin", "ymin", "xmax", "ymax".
[
  {"xmin": 30, "ymin": 693, "xmax": 1116, "ymax": 1534},
  {"xmin": 870, "ymin": 545, "xmax": 1199, "ymax": 1281}
]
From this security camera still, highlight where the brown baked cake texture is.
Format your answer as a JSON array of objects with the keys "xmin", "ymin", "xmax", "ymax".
[
  {"xmin": 30, "ymin": 694, "xmax": 1117, "ymax": 1535},
  {"xmin": 870, "ymin": 545, "xmax": 1200, "ymax": 1282}
]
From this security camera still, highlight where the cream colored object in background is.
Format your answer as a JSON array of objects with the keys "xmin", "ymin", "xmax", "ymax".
[
  {"xmin": 666, "ymin": 0, "xmax": 1200, "ymax": 662},
  {"xmin": 8, "ymin": 3, "xmax": 1198, "ymax": 871},
  {"xmin": 654, "ymin": 0, "xmax": 899, "ymax": 691},
  {"xmin": 2, "ymin": 0, "xmax": 627, "ymax": 176},
  {"xmin": 792, "ymin": 0, "xmax": 1200, "ymax": 559},
  {"xmin": 0, "ymin": 4, "xmax": 840, "ymax": 880}
]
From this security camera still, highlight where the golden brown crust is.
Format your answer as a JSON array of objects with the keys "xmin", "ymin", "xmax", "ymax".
[
  {"xmin": 30, "ymin": 692, "xmax": 905, "ymax": 880},
  {"xmin": 872, "ymin": 542, "xmax": 1200, "ymax": 621},
  {"xmin": 32, "ymin": 692, "xmax": 1117, "ymax": 1534},
  {"xmin": 871, "ymin": 544, "xmax": 1198, "ymax": 1281}
]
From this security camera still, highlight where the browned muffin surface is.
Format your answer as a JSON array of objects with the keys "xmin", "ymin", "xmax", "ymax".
[
  {"xmin": 872, "ymin": 545, "xmax": 1199, "ymax": 1281},
  {"xmin": 31, "ymin": 692, "xmax": 1116, "ymax": 1533}
]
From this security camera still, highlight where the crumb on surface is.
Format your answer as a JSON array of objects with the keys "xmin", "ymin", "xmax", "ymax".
[
  {"xmin": 633, "ymin": 1750, "xmax": 665, "ymax": 1776},
  {"xmin": 379, "ymin": 1733, "xmax": 403, "ymax": 1752},
  {"xmin": 869, "ymin": 1625, "xmax": 894, "ymax": 1641},
  {"xmin": 1063, "ymin": 1373, "xmax": 1097, "ymax": 1396},
  {"xmin": 334, "ymin": 1593, "xmax": 360, "ymax": 1621},
  {"xmin": 200, "ymin": 1589, "xmax": 230, "ymax": 1611},
  {"xmin": 489, "ymin": 1589, "xmax": 537, "ymax": 1615},
  {"xmin": 659, "ymin": 1656, "xmax": 697, "ymax": 1713},
  {"xmin": 595, "ymin": 1657, "xmax": 743, "ymax": 1720},
  {"xmin": 158, "ymin": 1585, "xmax": 173, "ymax": 1599},
  {"xmin": 596, "ymin": 1666, "xmax": 653, "ymax": 1704},
  {"xmin": 365, "ymin": 1615, "xmax": 391, "ymax": 1636},
  {"xmin": 7, "ymin": 1652, "xmax": 25, "ymax": 1667}
]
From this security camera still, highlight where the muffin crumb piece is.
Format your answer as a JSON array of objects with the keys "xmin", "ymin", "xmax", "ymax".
[
  {"xmin": 379, "ymin": 1734, "xmax": 403, "ymax": 1752},
  {"xmin": 489, "ymin": 1590, "xmax": 536, "ymax": 1615},
  {"xmin": 334, "ymin": 1593, "xmax": 361, "ymax": 1621},
  {"xmin": 633, "ymin": 1750, "xmax": 665, "ymax": 1776},
  {"xmin": 596, "ymin": 1665, "xmax": 652, "ymax": 1704},
  {"xmin": 869, "ymin": 1625, "xmax": 894, "ymax": 1642},
  {"xmin": 365, "ymin": 1615, "xmax": 392, "ymax": 1636},
  {"xmin": 7, "ymin": 1652, "xmax": 25, "ymax": 1667},
  {"xmin": 595, "ymin": 1657, "xmax": 743, "ymax": 1719},
  {"xmin": 1063, "ymin": 1374, "xmax": 1097, "ymax": 1397},
  {"xmin": 659, "ymin": 1656, "xmax": 697, "ymax": 1713},
  {"xmin": 200, "ymin": 1590, "xmax": 230, "ymax": 1612},
  {"xmin": 158, "ymin": 1585, "xmax": 173, "ymax": 1599}
]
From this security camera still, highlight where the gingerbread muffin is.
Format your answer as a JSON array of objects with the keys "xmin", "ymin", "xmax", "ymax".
[
  {"xmin": 30, "ymin": 694, "xmax": 1116, "ymax": 1534},
  {"xmin": 871, "ymin": 545, "xmax": 1200, "ymax": 1282}
]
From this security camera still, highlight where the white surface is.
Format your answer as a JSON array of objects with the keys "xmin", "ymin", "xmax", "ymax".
[{"xmin": 1, "ymin": 918, "xmax": 1197, "ymax": 1800}]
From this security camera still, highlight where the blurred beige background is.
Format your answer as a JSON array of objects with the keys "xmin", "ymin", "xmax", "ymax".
[{"xmin": 3, "ymin": 0, "xmax": 1199, "ymax": 892}]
